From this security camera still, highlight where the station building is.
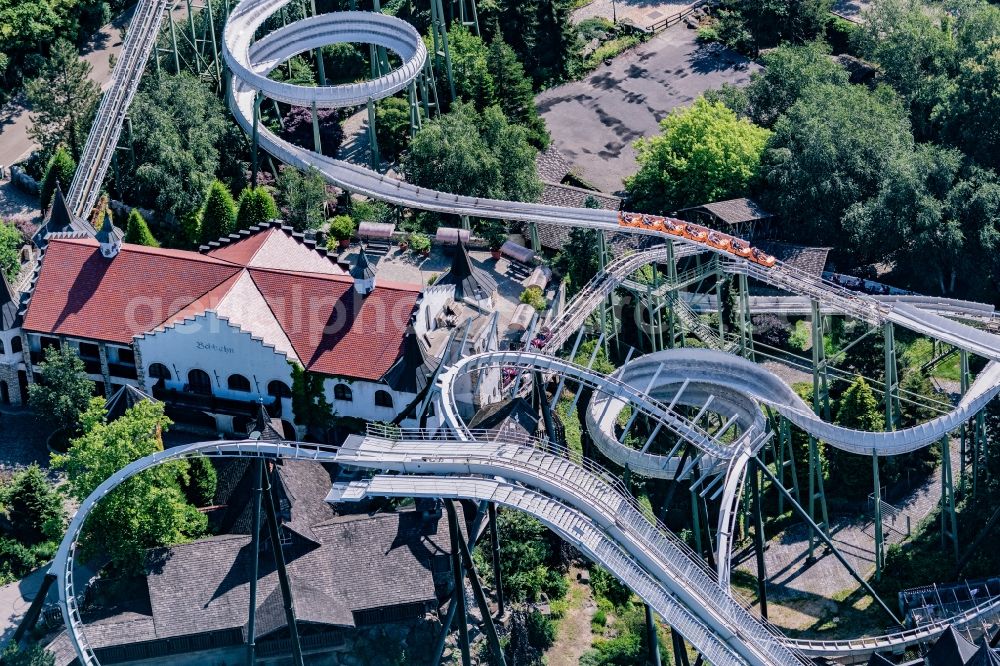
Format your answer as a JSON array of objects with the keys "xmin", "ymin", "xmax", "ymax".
[{"xmin": 5, "ymin": 195, "xmax": 511, "ymax": 439}]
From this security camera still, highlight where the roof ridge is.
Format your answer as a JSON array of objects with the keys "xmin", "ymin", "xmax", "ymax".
[
  {"xmin": 200, "ymin": 220, "xmax": 341, "ymax": 268},
  {"xmin": 246, "ymin": 269, "xmax": 312, "ymax": 365}
]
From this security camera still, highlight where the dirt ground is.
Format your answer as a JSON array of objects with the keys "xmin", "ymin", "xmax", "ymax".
[{"xmin": 547, "ymin": 566, "xmax": 597, "ymax": 666}]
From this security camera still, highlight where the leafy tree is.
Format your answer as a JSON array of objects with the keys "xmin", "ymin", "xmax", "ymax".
[
  {"xmin": 445, "ymin": 26, "xmax": 496, "ymax": 109},
  {"xmin": 236, "ymin": 186, "xmax": 280, "ymax": 229},
  {"xmin": 277, "ymin": 166, "xmax": 328, "ymax": 231},
  {"xmin": 481, "ymin": 0, "xmax": 579, "ymax": 86},
  {"xmin": 0, "ymin": 642, "xmax": 55, "ymax": 666},
  {"xmin": 39, "ymin": 147, "xmax": 77, "ymax": 215},
  {"xmin": 1, "ymin": 465, "xmax": 65, "ymax": 545},
  {"xmin": 708, "ymin": 42, "xmax": 849, "ymax": 128},
  {"xmin": 25, "ymin": 39, "xmax": 99, "ymax": 161},
  {"xmin": 526, "ymin": 610, "xmax": 556, "ymax": 649},
  {"xmin": 321, "ymin": 43, "xmax": 366, "ymax": 84},
  {"xmin": 843, "ymin": 144, "xmax": 964, "ymax": 292},
  {"xmin": 626, "ymin": 97, "xmax": 770, "ymax": 213},
  {"xmin": 290, "ymin": 363, "xmax": 333, "ymax": 436},
  {"xmin": 734, "ymin": 0, "xmax": 831, "ymax": 53},
  {"xmin": 553, "ymin": 227, "xmax": 600, "ymax": 296},
  {"xmin": 477, "ymin": 218, "xmax": 508, "ymax": 250},
  {"xmin": 327, "ymin": 215, "xmax": 355, "ymax": 242},
  {"xmin": 761, "ymin": 83, "xmax": 913, "ymax": 249},
  {"xmin": 374, "ymin": 97, "xmax": 413, "ymax": 162},
  {"xmin": 115, "ymin": 73, "xmax": 245, "ymax": 218},
  {"xmin": 198, "ymin": 180, "xmax": 237, "ymax": 244},
  {"xmin": 280, "ymin": 106, "xmax": 344, "ymax": 157},
  {"xmin": 476, "ymin": 509, "xmax": 565, "ymax": 602},
  {"xmin": 123, "ymin": 209, "xmax": 159, "ymax": 247},
  {"xmin": 403, "ymin": 103, "xmax": 541, "ymax": 207},
  {"xmin": 52, "ymin": 398, "xmax": 206, "ymax": 572},
  {"xmin": 27, "ymin": 346, "xmax": 94, "ymax": 435},
  {"xmin": 0, "ymin": 221, "xmax": 23, "ymax": 283},
  {"xmin": 947, "ymin": 168, "xmax": 1000, "ymax": 300},
  {"xmin": 573, "ymin": 339, "xmax": 616, "ymax": 375}
]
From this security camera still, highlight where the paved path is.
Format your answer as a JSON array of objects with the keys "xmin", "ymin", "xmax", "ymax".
[
  {"xmin": 0, "ymin": 407, "xmax": 55, "ymax": 473},
  {"xmin": 536, "ymin": 26, "xmax": 758, "ymax": 194},
  {"xmin": 736, "ymin": 443, "xmax": 960, "ymax": 631}
]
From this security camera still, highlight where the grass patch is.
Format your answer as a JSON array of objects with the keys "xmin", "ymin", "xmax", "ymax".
[{"xmin": 583, "ymin": 35, "xmax": 642, "ymax": 71}]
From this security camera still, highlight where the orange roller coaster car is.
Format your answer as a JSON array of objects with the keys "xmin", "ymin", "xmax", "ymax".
[
  {"xmin": 707, "ymin": 231, "xmax": 731, "ymax": 251},
  {"xmin": 729, "ymin": 238, "xmax": 752, "ymax": 258},
  {"xmin": 683, "ymin": 223, "xmax": 709, "ymax": 242},
  {"xmin": 750, "ymin": 247, "xmax": 777, "ymax": 267},
  {"xmin": 620, "ymin": 212, "xmax": 645, "ymax": 228}
]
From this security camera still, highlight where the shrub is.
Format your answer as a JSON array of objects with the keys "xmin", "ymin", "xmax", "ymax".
[
  {"xmin": 198, "ymin": 180, "xmax": 237, "ymax": 244},
  {"xmin": 549, "ymin": 598, "xmax": 568, "ymax": 619},
  {"xmin": 39, "ymin": 147, "xmax": 76, "ymax": 214},
  {"xmin": 327, "ymin": 215, "xmax": 355, "ymax": 241},
  {"xmin": 2, "ymin": 465, "xmax": 65, "ymax": 545},
  {"xmin": 520, "ymin": 286, "xmax": 547, "ymax": 311},
  {"xmin": 697, "ymin": 25, "xmax": 719, "ymax": 42},
  {"xmin": 526, "ymin": 610, "xmax": 556, "ymax": 650},
  {"xmin": 0, "ymin": 536, "xmax": 40, "ymax": 578},
  {"xmin": 591, "ymin": 608, "xmax": 607, "ymax": 628},
  {"xmin": 407, "ymin": 232, "xmax": 431, "ymax": 253},
  {"xmin": 185, "ymin": 455, "xmax": 217, "ymax": 507},
  {"xmin": 751, "ymin": 314, "xmax": 791, "ymax": 348}
]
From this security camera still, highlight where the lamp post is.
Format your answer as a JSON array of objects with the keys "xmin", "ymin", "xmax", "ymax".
[{"xmin": 612, "ymin": 0, "xmax": 617, "ymax": 23}]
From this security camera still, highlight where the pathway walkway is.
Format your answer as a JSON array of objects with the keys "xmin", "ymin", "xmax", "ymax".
[
  {"xmin": 573, "ymin": 0, "xmax": 692, "ymax": 28},
  {"xmin": 736, "ymin": 443, "xmax": 960, "ymax": 631}
]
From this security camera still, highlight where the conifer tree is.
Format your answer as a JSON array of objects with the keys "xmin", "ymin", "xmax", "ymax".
[
  {"xmin": 123, "ymin": 209, "xmax": 159, "ymax": 247},
  {"xmin": 236, "ymin": 186, "xmax": 279, "ymax": 229},
  {"xmin": 198, "ymin": 180, "xmax": 237, "ymax": 245},
  {"xmin": 39, "ymin": 147, "xmax": 77, "ymax": 215}
]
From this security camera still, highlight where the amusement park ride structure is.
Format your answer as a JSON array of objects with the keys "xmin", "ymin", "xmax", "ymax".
[{"xmin": 43, "ymin": 0, "xmax": 1000, "ymax": 664}]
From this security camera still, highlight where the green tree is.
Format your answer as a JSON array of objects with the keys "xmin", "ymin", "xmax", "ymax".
[
  {"xmin": 476, "ymin": 509, "xmax": 565, "ymax": 602},
  {"xmin": 554, "ymin": 227, "xmax": 600, "ymax": 296},
  {"xmin": 184, "ymin": 454, "xmax": 217, "ymax": 506},
  {"xmin": 236, "ymin": 185, "xmax": 280, "ymax": 229},
  {"xmin": 403, "ymin": 103, "xmax": 541, "ymax": 207},
  {"xmin": 277, "ymin": 166, "xmax": 328, "ymax": 231},
  {"xmin": 482, "ymin": 0, "xmax": 579, "ymax": 86},
  {"xmin": 829, "ymin": 376, "xmax": 885, "ymax": 497},
  {"xmin": 735, "ymin": 0, "xmax": 831, "ymax": 53},
  {"xmin": 487, "ymin": 36, "xmax": 549, "ymax": 148},
  {"xmin": 52, "ymin": 398, "xmax": 206, "ymax": 572},
  {"xmin": 25, "ymin": 39, "xmax": 99, "ymax": 161},
  {"xmin": 0, "ymin": 221, "xmax": 23, "ymax": 283},
  {"xmin": 761, "ymin": 83, "xmax": 913, "ymax": 249},
  {"xmin": 198, "ymin": 180, "xmax": 237, "ymax": 245},
  {"xmin": 39, "ymin": 147, "xmax": 77, "ymax": 214},
  {"xmin": 626, "ymin": 97, "xmax": 770, "ymax": 213},
  {"xmin": 115, "ymin": 73, "xmax": 245, "ymax": 219},
  {"xmin": 374, "ymin": 97, "xmax": 413, "ymax": 162},
  {"xmin": 843, "ymin": 144, "xmax": 965, "ymax": 292},
  {"xmin": 445, "ymin": 25, "xmax": 496, "ymax": 109},
  {"xmin": 1, "ymin": 464, "xmax": 65, "ymax": 545},
  {"xmin": 708, "ymin": 42, "xmax": 849, "ymax": 128},
  {"xmin": 27, "ymin": 346, "xmax": 94, "ymax": 436},
  {"xmin": 123, "ymin": 209, "xmax": 159, "ymax": 247},
  {"xmin": 0, "ymin": 643, "xmax": 55, "ymax": 666}
]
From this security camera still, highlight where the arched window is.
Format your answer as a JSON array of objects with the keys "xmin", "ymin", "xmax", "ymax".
[
  {"xmin": 11, "ymin": 337, "xmax": 22, "ymax": 354},
  {"xmin": 0, "ymin": 339, "xmax": 5, "ymax": 355},
  {"xmin": 334, "ymin": 384, "xmax": 353, "ymax": 401},
  {"xmin": 149, "ymin": 363, "xmax": 171, "ymax": 381},
  {"xmin": 228, "ymin": 374, "xmax": 251, "ymax": 392},
  {"xmin": 268, "ymin": 380, "xmax": 292, "ymax": 399},
  {"xmin": 188, "ymin": 369, "xmax": 212, "ymax": 395},
  {"xmin": 374, "ymin": 390, "xmax": 393, "ymax": 409}
]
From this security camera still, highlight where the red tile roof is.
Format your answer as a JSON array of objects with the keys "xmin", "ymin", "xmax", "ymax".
[
  {"xmin": 24, "ymin": 233, "xmax": 422, "ymax": 381},
  {"xmin": 23, "ymin": 238, "xmax": 241, "ymax": 344},
  {"xmin": 248, "ymin": 268, "xmax": 420, "ymax": 380}
]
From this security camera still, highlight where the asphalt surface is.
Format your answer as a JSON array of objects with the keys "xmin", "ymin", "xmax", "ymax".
[{"xmin": 536, "ymin": 26, "xmax": 759, "ymax": 194}]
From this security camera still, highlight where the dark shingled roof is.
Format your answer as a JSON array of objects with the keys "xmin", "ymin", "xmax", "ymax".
[
  {"xmin": 757, "ymin": 241, "xmax": 831, "ymax": 278},
  {"xmin": 382, "ymin": 329, "xmax": 434, "ymax": 394},
  {"xmin": 105, "ymin": 384, "xmax": 156, "ymax": 422},
  {"xmin": 968, "ymin": 644, "xmax": 1000, "ymax": 666},
  {"xmin": 435, "ymin": 243, "xmax": 498, "ymax": 303},
  {"xmin": 274, "ymin": 459, "xmax": 338, "ymax": 544},
  {"xmin": 532, "ymin": 223, "xmax": 662, "ymax": 254},
  {"xmin": 540, "ymin": 182, "xmax": 621, "ymax": 211},
  {"xmin": 468, "ymin": 397, "xmax": 539, "ymax": 440},
  {"xmin": 680, "ymin": 198, "xmax": 771, "ymax": 226},
  {"xmin": 0, "ymin": 269, "xmax": 21, "ymax": 331},
  {"xmin": 866, "ymin": 653, "xmax": 895, "ymax": 666},
  {"xmin": 926, "ymin": 626, "xmax": 979, "ymax": 666},
  {"xmin": 535, "ymin": 146, "xmax": 573, "ymax": 183}
]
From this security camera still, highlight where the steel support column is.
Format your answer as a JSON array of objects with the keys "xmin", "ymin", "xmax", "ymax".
[
  {"xmin": 251, "ymin": 92, "xmax": 262, "ymax": 187},
  {"xmin": 738, "ymin": 272, "xmax": 753, "ymax": 360},
  {"xmin": 488, "ymin": 503, "xmax": 505, "ymax": 617},
  {"xmin": 750, "ymin": 463, "xmax": 768, "ymax": 619},
  {"xmin": 873, "ymin": 449, "xmax": 884, "ymax": 580},
  {"xmin": 246, "ymin": 458, "xmax": 263, "ymax": 662},
  {"xmin": 883, "ymin": 322, "xmax": 900, "ymax": 429},
  {"xmin": 366, "ymin": 97, "xmax": 380, "ymax": 169},
  {"xmin": 941, "ymin": 435, "xmax": 959, "ymax": 560},
  {"xmin": 262, "ymin": 464, "xmax": 305, "ymax": 666},
  {"xmin": 447, "ymin": 501, "xmax": 472, "ymax": 666},
  {"xmin": 311, "ymin": 100, "xmax": 322, "ymax": 154},
  {"xmin": 645, "ymin": 603, "xmax": 662, "ymax": 666}
]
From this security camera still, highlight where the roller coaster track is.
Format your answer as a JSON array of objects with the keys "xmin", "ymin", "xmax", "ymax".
[
  {"xmin": 49, "ymin": 0, "xmax": 1000, "ymax": 662},
  {"xmin": 65, "ymin": 0, "xmax": 171, "ymax": 220}
]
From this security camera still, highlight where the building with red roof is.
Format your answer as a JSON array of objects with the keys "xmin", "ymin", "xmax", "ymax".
[{"xmin": 15, "ymin": 222, "xmax": 429, "ymax": 438}]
